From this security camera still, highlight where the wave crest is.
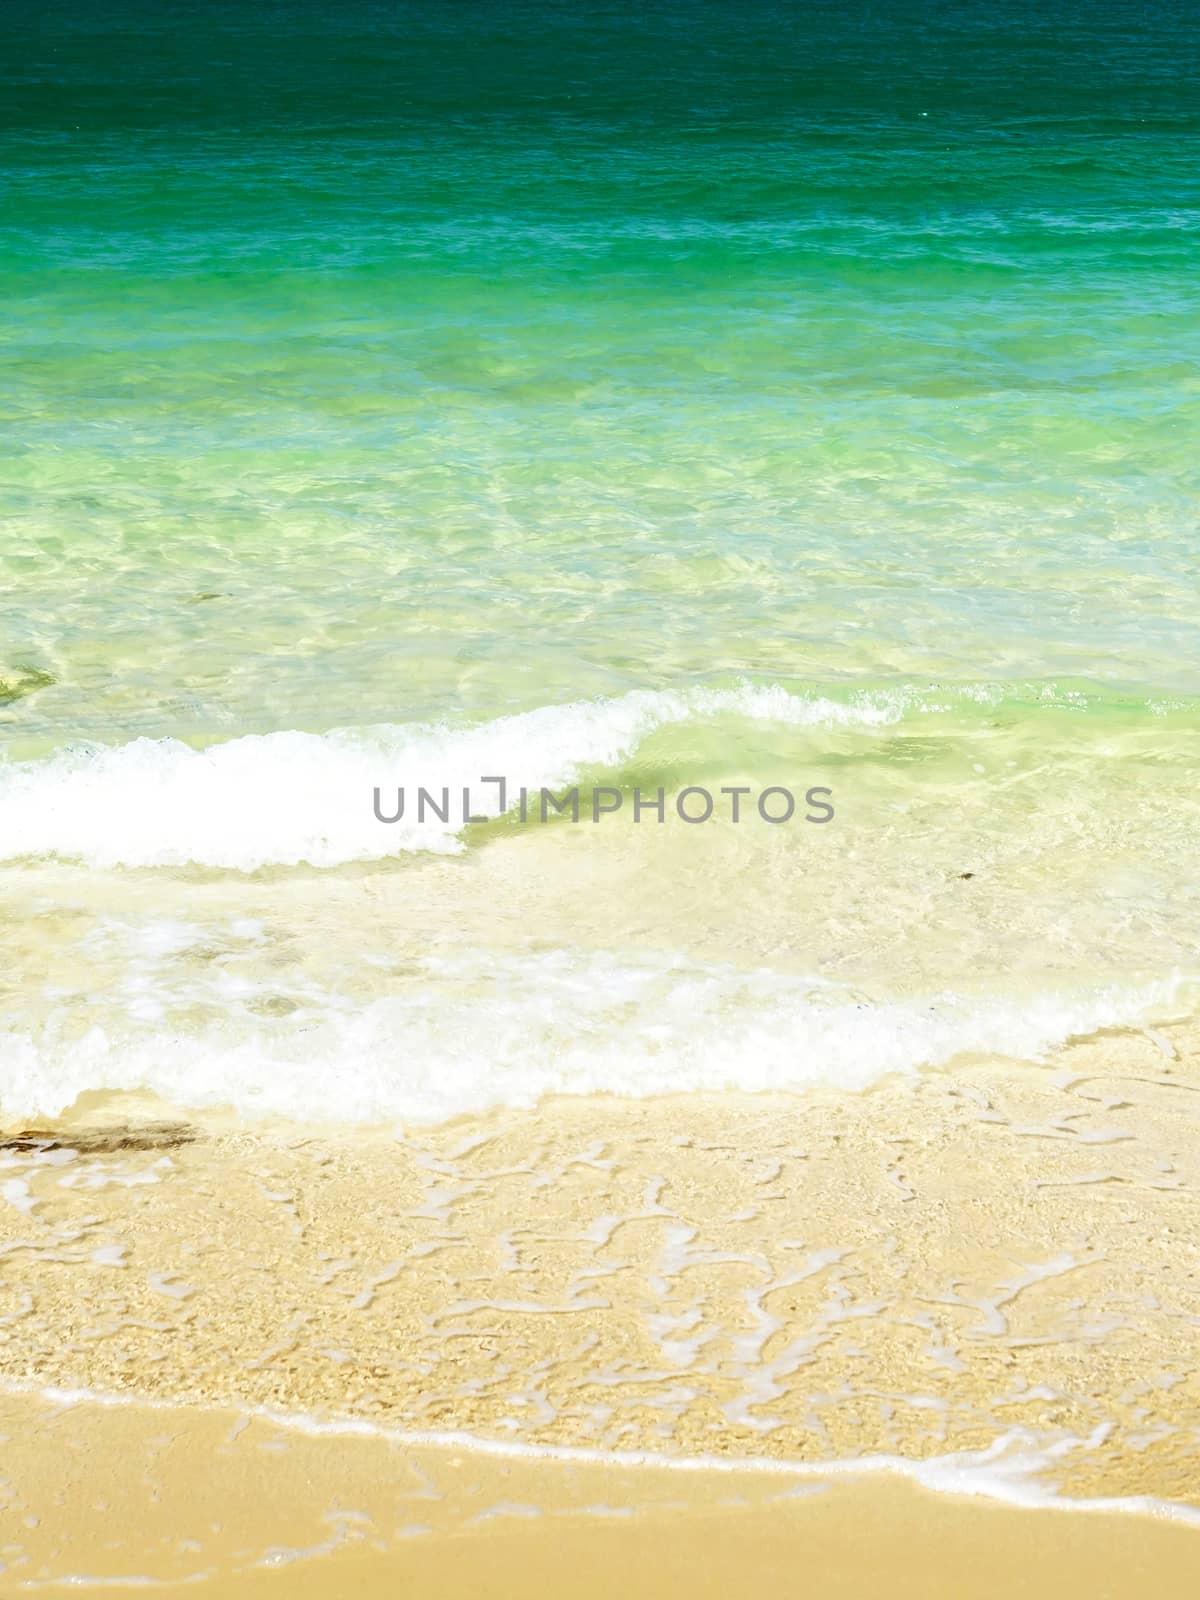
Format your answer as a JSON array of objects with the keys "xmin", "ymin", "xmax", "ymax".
[{"xmin": 0, "ymin": 685, "xmax": 900, "ymax": 870}]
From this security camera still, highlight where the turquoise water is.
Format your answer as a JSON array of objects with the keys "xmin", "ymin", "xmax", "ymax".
[{"xmin": 1, "ymin": 1, "xmax": 1198, "ymax": 1122}]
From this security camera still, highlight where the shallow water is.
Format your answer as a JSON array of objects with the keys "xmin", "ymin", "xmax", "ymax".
[{"xmin": 2, "ymin": 0, "xmax": 1199, "ymax": 1121}]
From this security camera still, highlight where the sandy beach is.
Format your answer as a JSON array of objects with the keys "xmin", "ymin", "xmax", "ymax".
[
  {"xmin": 3, "ymin": 1389, "xmax": 1199, "ymax": 1598},
  {"xmin": 3, "ymin": 1020, "xmax": 1199, "ymax": 1590},
  {"xmin": 5, "ymin": 2, "xmax": 1200, "ymax": 1590}
]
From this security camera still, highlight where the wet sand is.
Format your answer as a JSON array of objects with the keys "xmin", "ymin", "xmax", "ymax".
[
  {"xmin": 2, "ymin": 1020, "xmax": 1200, "ymax": 1591},
  {"xmin": 1, "ymin": 1389, "xmax": 1197, "ymax": 1597}
]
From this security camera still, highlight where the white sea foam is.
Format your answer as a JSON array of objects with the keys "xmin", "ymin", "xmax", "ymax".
[
  {"xmin": 0, "ymin": 685, "xmax": 902, "ymax": 870},
  {"xmin": 0, "ymin": 947, "xmax": 1186, "ymax": 1124}
]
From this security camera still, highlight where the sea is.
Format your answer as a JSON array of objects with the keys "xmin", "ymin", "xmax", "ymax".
[{"xmin": 2, "ymin": 0, "xmax": 1198, "ymax": 1128}]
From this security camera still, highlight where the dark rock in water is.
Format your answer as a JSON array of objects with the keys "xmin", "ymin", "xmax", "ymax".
[
  {"xmin": 0, "ymin": 665, "xmax": 56, "ymax": 705},
  {"xmin": 0, "ymin": 1122, "xmax": 196, "ymax": 1155}
]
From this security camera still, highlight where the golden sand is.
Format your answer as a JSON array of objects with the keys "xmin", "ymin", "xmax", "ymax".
[
  {"xmin": 1, "ymin": 1389, "xmax": 1198, "ymax": 1598},
  {"xmin": 2, "ymin": 1020, "xmax": 1200, "ymax": 1590}
]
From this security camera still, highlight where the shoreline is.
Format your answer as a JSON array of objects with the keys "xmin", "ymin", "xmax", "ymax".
[
  {"xmin": 2, "ymin": 1389, "xmax": 1199, "ymax": 1597},
  {"xmin": 10, "ymin": 1376, "xmax": 1200, "ymax": 1524},
  {"xmin": 3, "ymin": 1024, "xmax": 1200, "ymax": 1589},
  {"xmin": 4, "ymin": 1026, "xmax": 1200, "ymax": 1464}
]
